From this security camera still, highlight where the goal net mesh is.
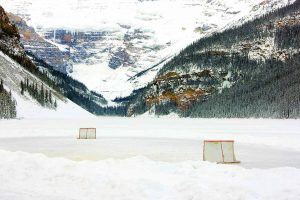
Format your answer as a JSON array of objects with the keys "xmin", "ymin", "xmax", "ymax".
[
  {"xmin": 79, "ymin": 128, "xmax": 96, "ymax": 139},
  {"xmin": 203, "ymin": 140, "xmax": 238, "ymax": 163}
]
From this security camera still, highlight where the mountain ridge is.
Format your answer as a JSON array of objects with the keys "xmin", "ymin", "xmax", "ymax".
[
  {"xmin": 0, "ymin": 5, "xmax": 96, "ymax": 118},
  {"xmin": 1, "ymin": 0, "xmax": 299, "ymax": 118},
  {"xmin": 124, "ymin": 0, "xmax": 300, "ymax": 118},
  {"xmin": 1, "ymin": 0, "xmax": 293, "ymax": 101}
]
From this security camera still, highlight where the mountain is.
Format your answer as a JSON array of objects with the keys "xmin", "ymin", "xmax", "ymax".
[
  {"xmin": 0, "ymin": 50, "xmax": 93, "ymax": 119},
  {"xmin": 7, "ymin": 12, "xmax": 72, "ymax": 74},
  {"xmin": 124, "ymin": 0, "xmax": 300, "ymax": 118},
  {"xmin": 0, "ymin": 5, "xmax": 106, "ymax": 118},
  {"xmin": 0, "ymin": 0, "xmax": 294, "ymax": 102}
]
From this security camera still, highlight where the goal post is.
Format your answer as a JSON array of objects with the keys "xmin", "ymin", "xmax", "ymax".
[
  {"xmin": 203, "ymin": 140, "xmax": 240, "ymax": 163},
  {"xmin": 78, "ymin": 128, "xmax": 96, "ymax": 139}
]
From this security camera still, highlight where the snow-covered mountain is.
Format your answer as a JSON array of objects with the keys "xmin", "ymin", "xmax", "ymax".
[
  {"xmin": 0, "ymin": 0, "xmax": 294, "ymax": 102},
  {"xmin": 0, "ymin": 51, "xmax": 93, "ymax": 119},
  {"xmin": 0, "ymin": 5, "xmax": 93, "ymax": 119},
  {"xmin": 125, "ymin": 0, "xmax": 300, "ymax": 117}
]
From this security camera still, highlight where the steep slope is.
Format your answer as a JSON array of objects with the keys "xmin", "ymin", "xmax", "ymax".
[
  {"xmin": 0, "ymin": 0, "xmax": 294, "ymax": 101},
  {"xmin": 0, "ymin": 5, "xmax": 93, "ymax": 118},
  {"xmin": 0, "ymin": 51, "xmax": 92, "ymax": 118},
  {"xmin": 126, "ymin": 0, "xmax": 300, "ymax": 118}
]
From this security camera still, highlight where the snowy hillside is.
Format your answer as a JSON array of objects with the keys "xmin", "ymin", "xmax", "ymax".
[
  {"xmin": 0, "ymin": 0, "xmax": 294, "ymax": 101},
  {"xmin": 0, "ymin": 51, "xmax": 92, "ymax": 119},
  {"xmin": 125, "ymin": 1, "xmax": 300, "ymax": 118}
]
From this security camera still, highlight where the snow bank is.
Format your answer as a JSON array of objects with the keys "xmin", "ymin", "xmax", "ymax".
[{"xmin": 0, "ymin": 150, "xmax": 299, "ymax": 200}]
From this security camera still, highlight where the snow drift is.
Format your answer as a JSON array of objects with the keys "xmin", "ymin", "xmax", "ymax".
[{"xmin": 0, "ymin": 150, "xmax": 299, "ymax": 200}]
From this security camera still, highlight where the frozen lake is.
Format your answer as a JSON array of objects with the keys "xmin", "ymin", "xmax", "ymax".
[
  {"xmin": 0, "ymin": 137, "xmax": 300, "ymax": 169},
  {"xmin": 0, "ymin": 117, "xmax": 300, "ymax": 200},
  {"xmin": 0, "ymin": 117, "xmax": 299, "ymax": 169}
]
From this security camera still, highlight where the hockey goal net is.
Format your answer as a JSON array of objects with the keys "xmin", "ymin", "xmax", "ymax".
[
  {"xmin": 203, "ymin": 140, "xmax": 239, "ymax": 163},
  {"xmin": 78, "ymin": 128, "xmax": 96, "ymax": 139}
]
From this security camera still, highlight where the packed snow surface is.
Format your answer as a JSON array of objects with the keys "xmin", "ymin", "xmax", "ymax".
[
  {"xmin": 0, "ymin": 118, "xmax": 300, "ymax": 200},
  {"xmin": 0, "ymin": 150, "xmax": 299, "ymax": 200}
]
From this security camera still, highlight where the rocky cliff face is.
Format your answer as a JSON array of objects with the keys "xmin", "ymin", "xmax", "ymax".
[
  {"xmin": 8, "ymin": 13, "xmax": 72, "ymax": 73},
  {"xmin": 0, "ymin": 5, "xmax": 20, "ymax": 54},
  {"xmin": 0, "ymin": 6, "xmax": 19, "ymax": 38},
  {"xmin": 0, "ymin": 6, "xmax": 36, "ymax": 73}
]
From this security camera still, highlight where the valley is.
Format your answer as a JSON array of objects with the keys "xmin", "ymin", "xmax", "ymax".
[{"xmin": 1, "ymin": 0, "xmax": 293, "ymax": 101}]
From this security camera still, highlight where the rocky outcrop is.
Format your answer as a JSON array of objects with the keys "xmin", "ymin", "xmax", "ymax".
[
  {"xmin": 126, "ymin": 1, "xmax": 300, "ymax": 117},
  {"xmin": 0, "ymin": 6, "xmax": 19, "ymax": 38},
  {"xmin": 142, "ymin": 69, "xmax": 229, "ymax": 110},
  {"xmin": 8, "ymin": 13, "xmax": 72, "ymax": 73},
  {"xmin": 0, "ymin": 6, "xmax": 36, "ymax": 73}
]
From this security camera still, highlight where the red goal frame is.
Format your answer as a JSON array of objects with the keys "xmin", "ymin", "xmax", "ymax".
[{"xmin": 203, "ymin": 140, "xmax": 239, "ymax": 164}]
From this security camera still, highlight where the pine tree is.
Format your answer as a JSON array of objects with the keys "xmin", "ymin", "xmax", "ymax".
[
  {"xmin": 45, "ymin": 90, "xmax": 49, "ymax": 103},
  {"xmin": 0, "ymin": 80, "xmax": 17, "ymax": 119},
  {"xmin": 49, "ymin": 91, "xmax": 53, "ymax": 104},
  {"xmin": 20, "ymin": 81, "xmax": 24, "ymax": 95},
  {"xmin": 0, "ymin": 79, "xmax": 4, "ymax": 92},
  {"xmin": 54, "ymin": 99, "xmax": 57, "ymax": 108}
]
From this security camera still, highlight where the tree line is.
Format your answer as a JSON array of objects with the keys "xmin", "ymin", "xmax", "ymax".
[
  {"xmin": 28, "ymin": 52, "xmax": 128, "ymax": 116},
  {"xmin": 0, "ymin": 79, "xmax": 17, "ymax": 119},
  {"xmin": 20, "ymin": 78, "xmax": 57, "ymax": 108},
  {"xmin": 125, "ymin": 0, "xmax": 300, "ymax": 118}
]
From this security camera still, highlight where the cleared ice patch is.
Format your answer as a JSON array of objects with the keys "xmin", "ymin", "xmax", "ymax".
[{"xmin": 0, "ymin": 118, "xmax": 299, "ymax": 169}]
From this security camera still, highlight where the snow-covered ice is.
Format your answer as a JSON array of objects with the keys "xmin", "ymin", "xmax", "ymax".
[{"xmin": 0, "ymin": 118, "xmax": 299, "ymax": 200}]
